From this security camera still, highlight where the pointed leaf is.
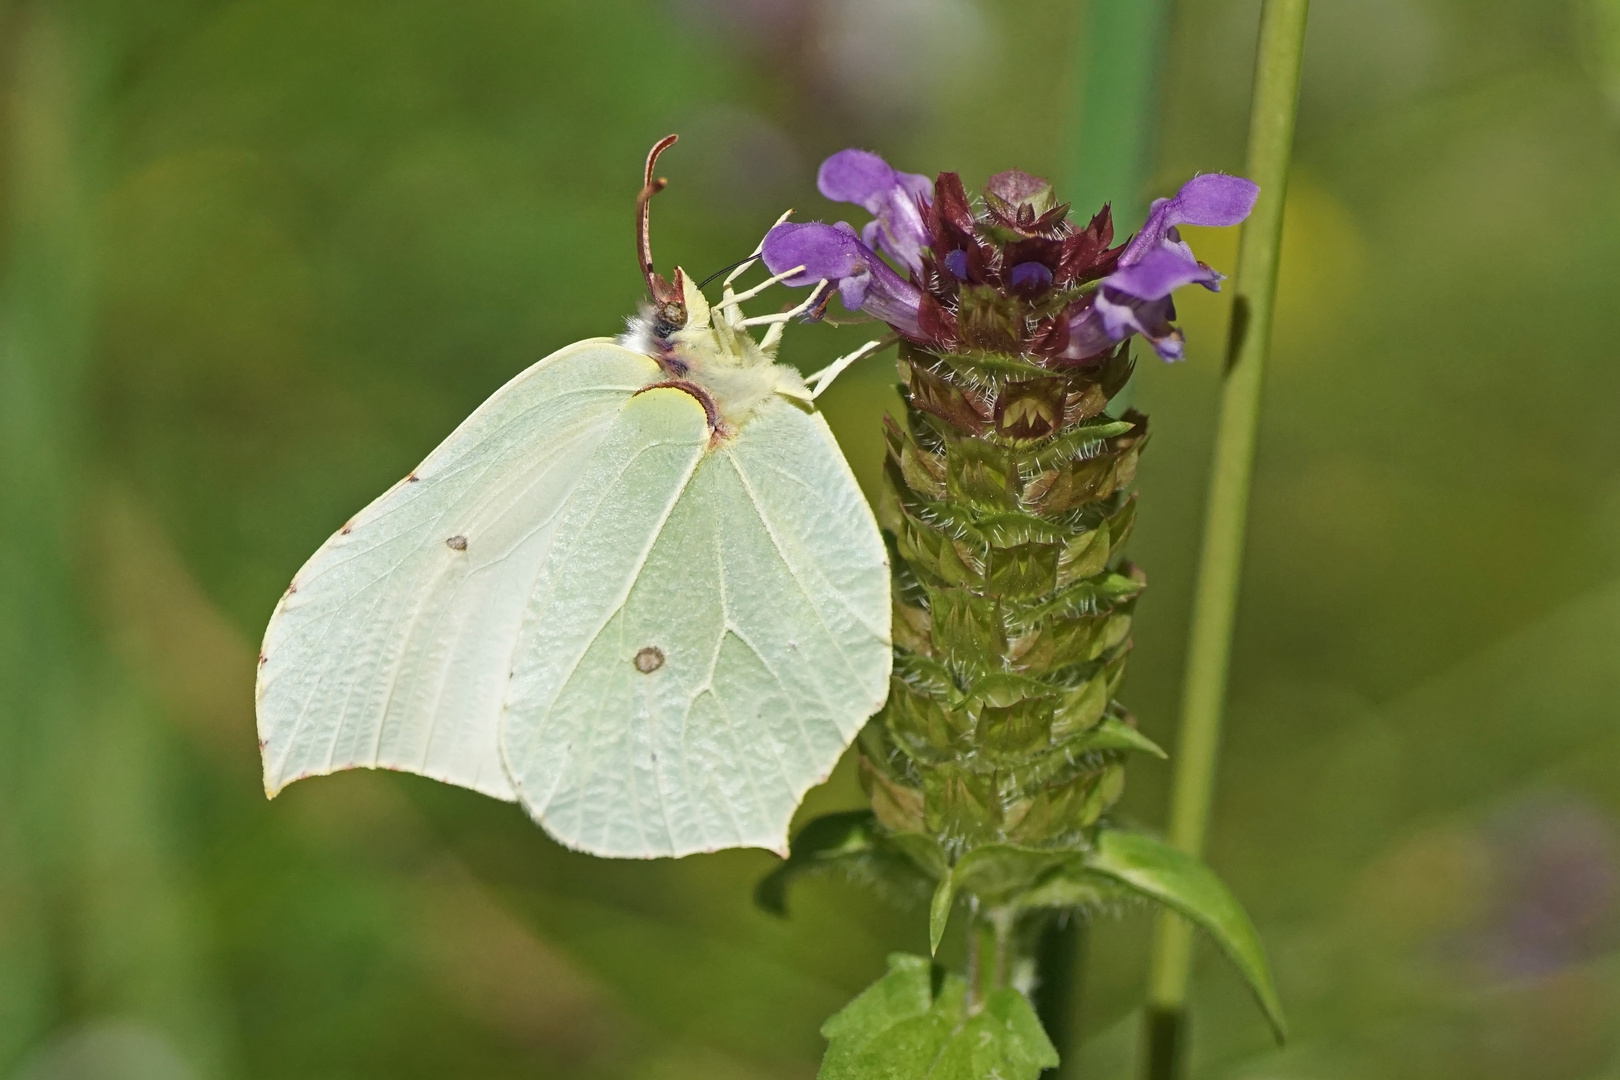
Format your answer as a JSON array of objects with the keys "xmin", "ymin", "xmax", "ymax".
[
  {"xmin": 1084, "ymin": 829, "xmax": 1287, "ymax": 1041},
  {"xmin": 928, "ymin": 869, "xmax": 955, "ymax": 955},
  {"xmin": 931, "ymin": 988, "xmax": 1058, "ymax": 1079},
  {"xmin": 820, "ymin": 954, "xmax": 936, "ymax": 1042},
  {"xmin": 1062, "ymin": 716, "xmax": 1167, "ymax": 759},
  {"xmin": 819, "ymin": 953, "xmax": 1057, "ymax": 1080}
]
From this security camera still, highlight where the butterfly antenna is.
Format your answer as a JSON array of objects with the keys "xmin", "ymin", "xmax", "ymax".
[
  {"xmin": 699, "ymin": 255, "xmax": 757, "ymax": 290},
  {"xmin": 637, "ymin": 134, "xmax": 685, "ymax": 326}
]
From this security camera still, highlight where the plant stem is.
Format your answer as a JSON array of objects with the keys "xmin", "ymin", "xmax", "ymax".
[
  {"xmin": 1063, "ymin": 0, "xmax": 1173, "ymax": 226},
  {"xmin": 1143, "ymin": 1, "xmax": 1310, "ymax": 1076},
  {"xmin": 965, "ymin": 900, "xmax": 983, "ymax": 1012},
  {"xmin": 1033, "ymin": 913, "xmax": 1086, "ymax": 1072},
  {"xmin": 991, "ymin": 909, "xmax": 1013, "ymax": 990}
]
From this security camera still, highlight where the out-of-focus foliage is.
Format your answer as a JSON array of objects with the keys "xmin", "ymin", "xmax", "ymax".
[{"xmin": 1, "ymin": 0, "xmax": 1618, "ymax": 1078}]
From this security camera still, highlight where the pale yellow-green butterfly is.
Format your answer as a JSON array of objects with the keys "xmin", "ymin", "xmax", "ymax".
[{"xmin": 255, "ymin": 137, "xmax": 891, "ymax": 858}]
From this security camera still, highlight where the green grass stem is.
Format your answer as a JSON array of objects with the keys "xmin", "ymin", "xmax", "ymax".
[
  {"xmin": 1063, "ymin": 0, "xmax": 1173, "ymax": 227},
  {"xmin": 1143, "ymin": 1, "xmax": 1311, "ymax": 1075}
]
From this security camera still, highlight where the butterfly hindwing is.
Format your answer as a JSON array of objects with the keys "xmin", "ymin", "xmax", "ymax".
[{"xmin": 502, "ymin": 393, "xmax": 891, "ymax": 858}]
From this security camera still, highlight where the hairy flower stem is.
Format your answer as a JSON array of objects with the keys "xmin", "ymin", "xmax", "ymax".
[
  {"xmin": 1144, "ymin": 1, "xmax": 1311, "ymax": 1075},
  {"xmin": 966, "ymin": 899, "xmax": 984, "ymax": 1011},
  {"xmin": 992, "ymin": 908, "xmax": 1015, "ymax": 990}
]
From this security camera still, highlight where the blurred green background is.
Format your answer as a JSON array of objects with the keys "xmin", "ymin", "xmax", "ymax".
[{"xmin": 3, "ymin": 0, "xmax": 1620, "ymax": 1077}]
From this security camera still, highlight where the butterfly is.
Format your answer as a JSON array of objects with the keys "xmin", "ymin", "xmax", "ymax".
[{"xmin": 255, "ymin": 136, "xmax": 892, "ymax": 858}]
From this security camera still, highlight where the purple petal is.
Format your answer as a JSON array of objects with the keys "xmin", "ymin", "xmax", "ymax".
[
  {"xmin": 1103, "ymin": 247, "xmax": 1218, "ymax": 302},
  {"xmin": 817, "ymin": 149, "xmax": 899, "ymax": 204},
  {"xmin": 1147, "ymin": 331, "xmax": 1185, "ymax": 361},
  {"xmin": 1093, "ymin": 290, "xmax": 1146, "ymax": 340},
  {"xmin": 1092, "ymin": 290, "xmax": 1185, "ymax": 360},
  {"xmin": 1122, "ymin": 173, "xmax": 1259, "ymax": 266},
  {"xmin": 1063, "ymin": 305, "xmax": 1116, "ymax": 360},
  {"xmin": 860, "ymin": 219, "xmax": 886, "ymax": 257},
  {"xmin": 762, "ymin": 220, "xmax": 923, "ymax": 338},
  {"xmin": 856, "ymin": 269, "xmax": 924, "ymax": 337},
  {"xmin": 1169, "ymin": 174, "xmax": 1260, "ymax": 227},
  {"xmin": 1065, "ymin": 288, "xmax": 1187, "ymax": 363},
  {"xmin": 943, "ymin": 249, "xmax": 969, "ymax": 280},
  {"xmin": 817, "ymin": 148, "xmax": 932, "ymax": 207},
  {"xmin": 1008, "ymin": 261, "xmax": 1054, "ymax": 292},
  {"xmin": 1060, "ymin": 171, "xmax": 1252, "ymax": 364},
  {"xmin": 816, "ymin": 148, "xmax": 932, "ymax": 275},
  {"xmin": 762, "ymin": 221, "xmax": 866, "ymax": 287}
]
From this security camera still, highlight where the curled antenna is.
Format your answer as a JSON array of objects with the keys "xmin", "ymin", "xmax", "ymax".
[{"xmin": 637, "ymin": 134, "xmax": 685, "ymax": 328}]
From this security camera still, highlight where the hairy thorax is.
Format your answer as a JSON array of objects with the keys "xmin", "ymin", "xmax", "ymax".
[{"xmin": 621, "ymin": 265, "xmax": 814, "ymax": 435}]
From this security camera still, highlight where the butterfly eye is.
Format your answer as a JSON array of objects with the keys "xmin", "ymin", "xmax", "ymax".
[
  {"xmin": 633, "ymin": 647, "xmax": 665, "ymax": 674},
  {"xmin": 654, "ymin": 300, "xmax": 685, "ymax": 335}
]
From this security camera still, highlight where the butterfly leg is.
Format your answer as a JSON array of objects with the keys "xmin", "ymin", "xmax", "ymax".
[
  {"xmin": 724, "ymin": 265, "xmax": 812, "ymax": 313},
  {"xmin": 803, "ymin": 337, "xmax": 887, "ymax": 399}
]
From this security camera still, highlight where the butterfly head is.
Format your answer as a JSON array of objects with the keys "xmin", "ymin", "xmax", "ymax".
[{"xmin": 622, "ymin": 137, "xmax": 829, "ymax": 431}]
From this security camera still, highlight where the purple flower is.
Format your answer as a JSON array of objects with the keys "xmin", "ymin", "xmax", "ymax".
[
  {"xmin": 817, "ymin": 149, "xmax": 934, "ymax": 275},
  {"xmin": 763, "ymin": 150, "xmax": 1257, "ymax": 362},
  {"xmin": 762, "ymin": 221, "xmax": 924, "ymax": 338},
  {"xmin": 1066, "ymin": 173, "xmax": 1258, "ymax": 362},
  {"xmin": 1121, "ymin": 173, "xmax": 1260, "ymax": 266},
  {"xmin": 1007, "ymin": 261, "xmax": 1054, "ymax": 294}
]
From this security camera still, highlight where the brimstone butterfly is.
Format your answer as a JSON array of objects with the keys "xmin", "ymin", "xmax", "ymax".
[{"xmin": 255, "ymin": 137, "xmax": 892, "ymax": 858}]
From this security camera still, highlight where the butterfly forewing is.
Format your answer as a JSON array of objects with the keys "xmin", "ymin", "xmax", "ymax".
[{"xmin": 256, "ymin": 340, "xmax": 658, "ymax": 800}]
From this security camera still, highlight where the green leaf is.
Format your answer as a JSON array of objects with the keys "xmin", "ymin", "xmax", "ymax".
[
  {"xmin": 1011, "ymin": 869, "xmax": 1121, "ymax": 911},
  {"xmin": 755, "ymin": 811, "xmax": 931, "ymax": 916},
  {"xmin": 928, "ymin": 870, "xmax": 955, "ymax": 955},
  {"xmin": 951, "ymin": 844, "xmax": 1075, "ymax": 908},
  {"xmin": 821, "ymin": 954, "xmax": 937, "ymax": 1043},
  {"xmin": 1060, "ymin": 716, "xmax": 1167, "ymax": 759},
  {"xmin": 819, "ymin": 954, "xmax": 1058, "ymax": 1080},
  {"xmin": 885, "ymin": 830, "xmax": 950, "ymax": 879},
  {"xmin": 932, "ymin": 989, "xmax": 1060, "ymax": 1079},
  {"xmin": 1084, "ymin": 830, "xmax": 1287, "ymax": 1041}
]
